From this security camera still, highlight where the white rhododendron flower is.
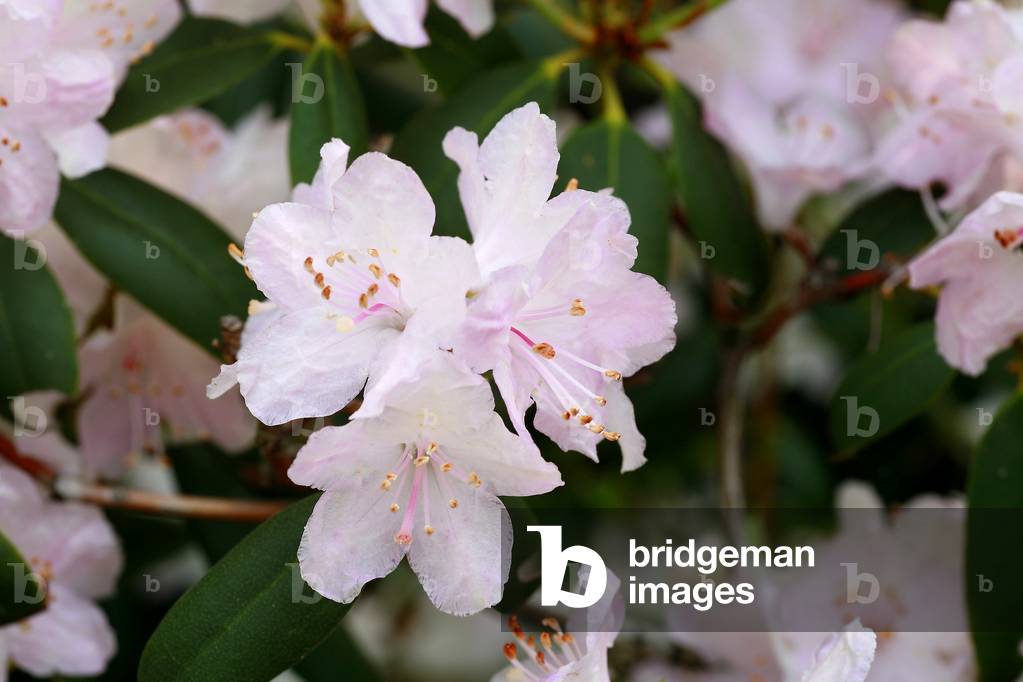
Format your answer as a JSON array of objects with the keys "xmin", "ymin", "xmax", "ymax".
[
  {"xmin": 211, "ymin": 139, "xmax": 481, "ymax": 425},
  {"xmin": 444, "ymin": 103, "xmax": 677, "ymax": 471},
  {"xmin": 0, "ymin": 0, "xmax": 180, "ymax": 236},
  {"xmin": 108, "ymin": 107, "xmax": 290, "ymax": 241},
  {"xmin": 190, "ymin": 0, "xmax": 493, "ymax": 48},
  {"xmin": 289, "ymin": 350, "xmax": 562, "ymax": 615},
  {"xmin": 659, "ymin": 0, "xmax": 901, "ymax": 229},
  {"xmin": 494, "ymin": 569, "xmax": 623, "ymax": 681},
  {"xmin": 877, "ymin": 0, "xmax": 1023, "ymax": 211},
  {"xmin": 909, "ymin": 191, "xmax": 1023, "ymax": 375},
  {"xmin": 79, "ymin": 295, "xmax": 255, "ymax": 479},
  {"xmin": 0, "ymin": 462, "xmax": 122, "ymax": 679}
]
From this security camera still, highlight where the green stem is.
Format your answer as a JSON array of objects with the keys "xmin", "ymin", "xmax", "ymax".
[
  {"xmin": 637, "ymin": 0, "xmax": 728, "ymax": 43},
  {"xmin": 267, "ymin": 31, "xmax": 314, "ymax": 53},
  {"xmin": 637, "ymin": 54, "xmax": 678, "ymax": 93},
  {"xmin": 523, "ymin": 0, "xmax": 597, "ymax": 44},
  {"xmin": 598, "ymin": 64, "xmax": 626, "ymax": 123}
]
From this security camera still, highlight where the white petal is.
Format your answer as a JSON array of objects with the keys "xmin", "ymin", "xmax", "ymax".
[
  {"xmin": 233, "ymin": 306, "xmax": 399, "ymax": 425},
  {"xmin": 0, "ymin": 124, "xmax": 58, "ymax": 236},
  {"xmin": 289, "ymin": 421, "xmax": 401, "ymax": 492},
  {"xmin": 434, "ymin": 0, "xmax": 494, "ymax": 37},
  {"xmin": 298, "ymin": 490, "xmax": 406, "ymax": 603},
  {"xmin": 37, "ymin": 503, "xmax": 122, "ymax": 599},
  {"xmin": 292, "ymin": 138, "xmax": 351, "ymax": 210},
  {"xmin": 187, "ymin": 0, "xmax": 291, "ymax": 23},
  {"xmin": 331, "ymin": 151, "xmax": 435, "ymax": 251},
  {"xmin": 801, "ymin": 620, "xmax": 876, "ymax": 682},
  {"xmin": 407, "ymin": 480, "xmax": 510, "ymax": 615},
  {"xmin": 360, "ymin": 0, "xmax": 429, "ymax": 47},
  {"xmin": 45, "ymin": 121, "xmax": 108, "ymax": 177}
]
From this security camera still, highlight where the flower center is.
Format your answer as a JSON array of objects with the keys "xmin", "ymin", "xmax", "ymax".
[
  {"xmin": 377, "ymin": 438, "xmax": 480, "ymax": 546},
  {"xmin": 302, "ymin": 247, "xmax": 406, "ymax": 333},
  {"xmin": 508, "ymin": 308, "xmax": 623, "ymax": 442},
  {"xmin": 502, "ymin": 616, "xmax": 585, "ymax": 679}
]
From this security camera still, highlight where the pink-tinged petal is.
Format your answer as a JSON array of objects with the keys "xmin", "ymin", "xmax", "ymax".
[
  {"xmin": 492, "ymin": 355, "xmax": 533, "ymax": 439},
  {"xmin": 57, "ymin": 0, "xmax": 182, "ymax": 79},
  {"xmin": 406, "ymin": 481, "xmax": 510, "ymax": 615},
  {"xmin": 598, "ymin": 381, "xmax": 645, "ymax": 472},
  {"xmin": 875, "ymin": 109, "xmax": 1001, "ymax": 211},
  {"xmin": 187, "ymin": 0, "xmax": 291, "ymax": 23},
  {"xmin": 244, "ymin": 202, "xmax": 336, "ymax": 310},
  {"xmin": 445, "ymin": 103, "xmax": 559, "ymax": 273},
  {"xmin": 933, "ymin": 273, "xmax": 1023, "ymax": 376},
  {"xmin": 289, "ymin": 421, "xmax": 398, "ymax": 492},
  {"xmin": 440, "ymin": 412, "xmax": 562, "ymax": 496},
  {"xmin": 44, "ymin": 121, "xmax": 108, "ymax": 177},
  {"xmin": 331, "ymin": 151, "xmax": 435, "ymax": 250},
  {"xmin": 76, "ymin": 355, "xmax": 136, "ymax": 479},
  {"xmin": 0, "ymin": 124, "xmax": 58, "ymax": 236},
  {"xmin": 0, "ymin": 0, "xmax": 59, "ymax": 63},
  {"xmin": 801, "ymin": 620, "xmax": 876, "ymax": 682},
  {"xmin": 233, "ymin": 306, "xmax": 399, "ymax": 425},
  {"xmin": 396, "ymin": 235, "xmax": 481, "ymax": 323},
  {"xmin": 33, "ymin": 49, "xmax": 115, "ymax": 130},
  {"xmin": 0, "ymin": 462, "xmax": 43, "ymax": 517},
  {"xmin": 456, "ymin": 267, "xmax": 530, "ymax": 372},
  {"xmin": 5, "ymin": 585, "xmax": 116, "ymax": 678},
  {"xmin": 34, "ymin": 503, "xmax": 121, "ymax": 599},
  {"xmin": 292, "ymin": 138, "xmax": 351, "ymax": 210},
  {"xmin": 359, "ymin": 0, "xmax": 429, "ymax": 47},
  {"xmin": 434, "ymin": 0, "xmax": 493, "ymax": 37},
  {"xmin": 993, "ymin": 54, "xmax": 1023, "ymax": 121},
  {"xmin": 750, "ymin": 168, "xmax": 817, "ymax": 232},
  {"xmin": 298, "ymin": 490, "xmax": 406, "ymax": 603},
  {"xmin": 887, "ymin": 19, "xmax": 966, "ymax": 104}
]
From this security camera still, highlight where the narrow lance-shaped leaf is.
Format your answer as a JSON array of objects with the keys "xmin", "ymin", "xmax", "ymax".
[
  {"xmin": 0, "ymin": 529, "xmax": 47, "ymax": 626},
  {"xmin": 391, "ymin": 59, "xmax": 560, "ymax": 239},
  {"xmin": 828, "ymin": 322, "xmax": 953, "ymax": 452},
  {"xmin": 657, "ymin": 71, "xmax": 769, "ymax": 297},
  {"xmin": 103, "ymin": 18, "xmax": 282, "ymax": 133},
  {"xmin": 139, "ymin": 495, "xmax": 354, "ymax": 682},
  {"xmin": 967, "ymin": 394, "xmax": 1023, "ymax": 682},
  {"xmin": 289, "ymin": 41, "xmax": 369, "ymax": 185},
  {"xmin": 0, "ymin": 233, "xmax": 77, "ymax": 401},
  {"xmin": 53, "ymin": 169, "xmax": 257, "ymax": 352},
  {"xmin": 558, "ymin": 116, "xmax": 672, "ymax": 283}
]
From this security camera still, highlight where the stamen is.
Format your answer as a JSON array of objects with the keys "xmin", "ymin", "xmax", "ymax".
[
  {"xmin": 425, "ymin": 525, "xmax": 435, "ymax": 535},
  {"xmin": 603, "ymin": 430, "xmax": 621, "ymax": 441},
  {"xmin": 468, "ymin": 472, "xmax": 482, "ymax": 487},
  {"xmin": 441, "ymin": 462, "xmax": 453, "ymax": 473},
  {"xmin": 448, "ymin": 498, "xmax": 458, "ymax": 508},
  {"xmin": 368, "ymin": 263, "xmax": 382, "ymax": 278},
  {"xmin": 390, "ymin": 503, "xmax": 399, "ymax": 512},
  {"xmin": 321, "ymin": 286, "xmax": 332, "ymax": 300},
  {"xmin": 414, "ymin": 455, "xmax": 430, "ymax": 467},
  {"xmin": 367, "ymin": 248, "xmax": 379, "ymax": 257},
  {"xmin": 388, "ymin": 273, "xmax": 401, "ymax": 287},
  {"xmin": 304, "ymin": 256, "xmax": 314, "ymax": 273},
  {"xmin": 587, "ymin": 422, "xmax": 605, "ymax": 434},
  {"xmin": 570, "ymin": 299, "xmax": 586, "ymax": 316},
  {"xmin": 533, "ymin": 342, "xmax": 556, "ymax": 359}
]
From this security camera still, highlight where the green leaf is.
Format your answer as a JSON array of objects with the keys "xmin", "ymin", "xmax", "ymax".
[
  {"xmin": 818, "ymin": 189, "xmax": 935, "ymax": 273},
  {"xmin": 289, "ymin": 42, "xmax": 369, "ymax": 185},
  {"xmin": 53, "ymin": 169, "xmax": 256, "ymax": 351},
  {"xmin": 662, "ymin": 80, "xmax": 768, "ymax": 296},
  {"xmin": 967, "ymin": 394, "xmax": 1023, "ymax": 682},
  {"xmin": 0, "ymin": 529, "xmax": 47, "ymax": 626},
  {"xmin": 139, "ymin": 495, "xmax": 352, "ymax": 682},
  {"xmin": 294, "ymin": 628, "xmax": 381, "ymax": 682},
  {"xmin": 405, "ymin": 8, "xmax": 521, "ymax": 95},
  {"xmin": 558, "ymin": 117, "xmax": 672, "ymax": 282},
  {"xmin": 828, "ymin": 322, "xmax": 953, "ymax": 452},
  {"xmin": 103, "ymin": 18, "xmax": 282, "ymax": 133},
  {"xmin": 0, "ymin": 233, "xmax": 77, "ymax": 399},
  {"xmin": 391, "ymin": 59, "xmax": 560, "ymax": 239}
]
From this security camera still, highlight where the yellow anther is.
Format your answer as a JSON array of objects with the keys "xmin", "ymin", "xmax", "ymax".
[
  {"xmin": 358, "ymin": 293, "xmax": 369, "ymax": 309},
  {"xmin": 385, "ymin": 472, "xmax": 397, "ymax": 481},
  {"xmin": 533, "ymin": 342, "xmax": 556, "ymax": 359},
  {"xmin": 441, "ymin": 462, "xmax": 453, "ymax": 473},
  {"xmin": 468, "ymin": 472, "xmax": 482, "ymax": 487},
  {"xmin": 367, "ymin": 248, "xmax": 379, "ymax": 257},
  {"xmin": 602, "ymin": 430, "xmax": 621, "ymax": 441},
  {"xmin": 427, "ymin": 442, "xmax": 438, "ymax": 454},
  {"xmin": 448, "ymin": 498, "xmax": 458, "ymax": 508},
  {"xmin": 595, "ymin": 396, "xmax": 607, "ymax": 406},
  {"xmin": 390, "ymin": 503, "xmax": 400, "ymax": 512},
  {"xmin": 367, "ymin": 283, "xmax": 379, "ymax": 296},
  {"xmin": 321, "ymin": 286, "xmax": 332, "ymax": 300},
  {"xmin": 380, "ymin": 480, "xmax": 392, "ymax": 491},
  {"xmin": 604, "ymin": 370, "xmax": 622, "ymax": 381},
  {"xmin": 425, "ymin": 525, "xmax": 435, "ymax": 536},
  {"xmin": 303, "ymin": 256, "xmax": 314, "ymax": 272},
  {"xmin": 415, "ymin": 455, "xmax": 430, "ymax": 467},
  {"xmin": 579, "ymin": 414, "xmax": 593, "ymax": 425},
  {"xmin": 388, "ymin": 273, "xmax": 401, "ymax": 287},
  {"xmin": 587, "ymin": 422, "xmax": 605, "ymax": 434},
  {"xmin": 368, "ymin": 263, "xmax": 382, "ymax": 278}
]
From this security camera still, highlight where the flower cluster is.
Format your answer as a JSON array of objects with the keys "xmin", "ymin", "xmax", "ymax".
[
  {"xmin": 0, "ymin": 0, "xmax": 180, "ymax": 236},
  {"xmin": 215, "ymin": 102, "xmax": 677, "ymax": 614}
]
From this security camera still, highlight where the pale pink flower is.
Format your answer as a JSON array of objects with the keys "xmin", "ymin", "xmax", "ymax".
[
  {"xmin": 0, "ymin": 462, "xmax": 122, "ymax": 679},
  {"xmin": 290, "ymin": 350, "xmax": 561, "ymax": 615},
  {"xmin": 659, "ymin": 0, "xmax": 901, "ymax": 229},
  {"xmin": 909, "ymin": 191, "xmax": 1023, "ymax": 375},
  {"xmin": 79, "ymin": 295, "xmax": 254, "ymax": 479},
  {"xmin": 10, "ymin": 391, "xmax": 83, "ymax": 477},
  {"xmin": 108, "ymin": 107, "xmax": 291, "ymax": 242},
  {"xmin": 443, "ymin": 103, "xmax": 676, "ymax": 471},
  {"xmin": 190, "ymin": 0, "xmax": 493, "ymax": 48},
  {"xmin": 877, "ymin": 0, "xmax": 1023, "ymax": 210},
  {"xmin": 493, "ymin": 569, "xmax": 623, "ymax": 682},
  {"xmin": 0, "ymin": 0, "xmax": 180, "ymax": 236},
  {"xmin": 210, "ymin": 139, "xmax": 481, "ymax": 425},
  {"xmin": 21, "ymin": 222, "xmax": 107, "ymax": 334}
]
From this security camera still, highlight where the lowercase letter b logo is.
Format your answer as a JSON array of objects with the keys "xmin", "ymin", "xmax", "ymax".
[{"xmin": 528, "ymin": 525, "xmax": 607, "ymax": 608}]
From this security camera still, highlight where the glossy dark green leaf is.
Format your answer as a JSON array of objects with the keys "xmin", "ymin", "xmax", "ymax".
[
  {"xmin": 0, "ymin": 528, "xmax": 47, "ymax": 626},
  {"xmin": 818, "ymin": 189, "xmax": 935, "ymax": 273},
  {"xmin": 0, "ymin": 233, "xmax": 77, "ymax": 399},
  {"xmin": 294, "ymin": 627, "xmax": 381, "ymax": 682},
  {"xmin": 103, "ymin": 18, "xmax": 282, "ymax": 132},
  {"xmin": 289, "ymin": 42, "xmax": 369, "ymax": 185},
  {"xmin": 53, "ymin": 169, "xmax": 256, "ymax": 351},
  {"xmin": 139, "ymin": 495, "xmax": 352, "ymax": 682},
  {"xmin": 828, "ymin": 322, "xmax": 953, "ymax": 452},
  {"xmin": 558, "ymin": 117, "xmax": 672, "ymax": 282},
  {"xmin": 663, "ymin": 80, "xmax": 768, "ymax": 296},
  {"xmin": 391, "ymin": 60, "xmax": 559, "ymax": 239},
  {"xmin": 967, "ymin": 394, "xmax": 1023, "ymax": 682},
  {"xmin": 406, "ymin": 8, "xmax": 521, "ymax": 95}
]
